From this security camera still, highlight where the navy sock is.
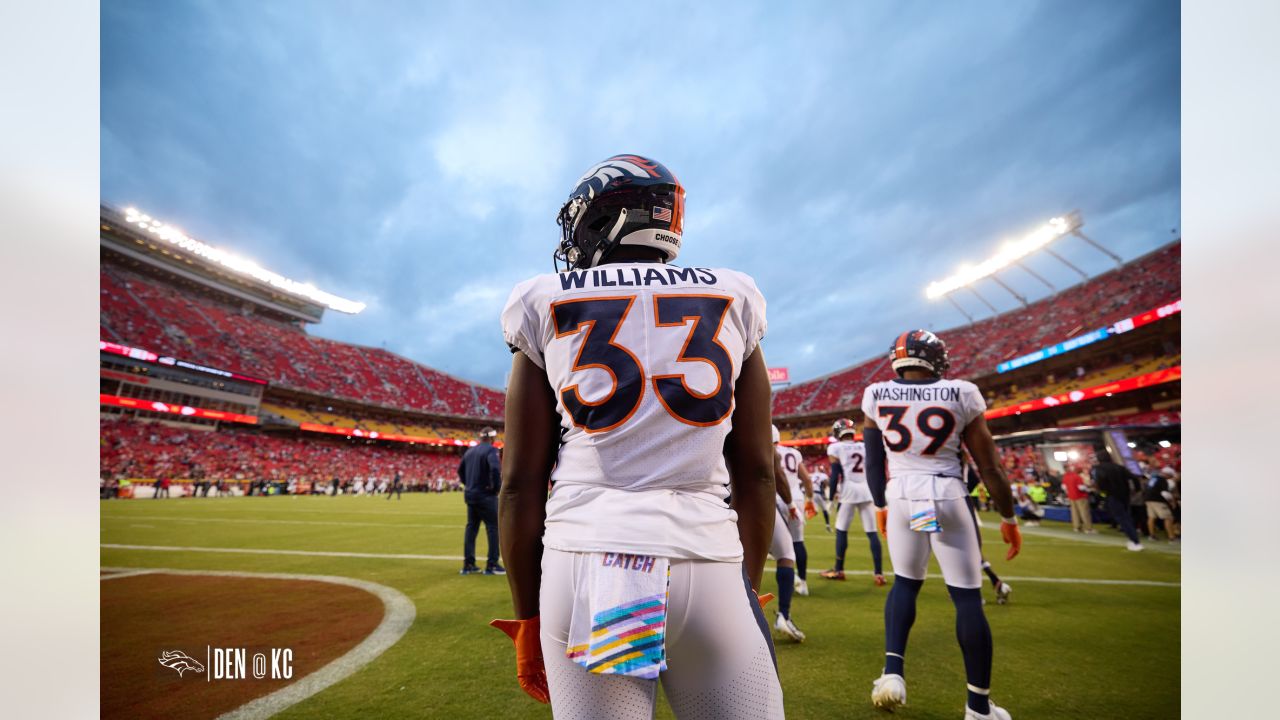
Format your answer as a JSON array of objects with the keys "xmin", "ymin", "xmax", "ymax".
[
  {"xmin": 834, "ymin": 530, "xmax": 848, "ymax": 571},
  {"xmin": 793, "ymin": 541, "xmax": 808, "ymax": 581},
  {"xmin": 776, "ymin": 565, "xmax": 796, "ymax": 618},
  {"xmin": 947, "ymin": 585, "xmax": 993, "ymax": 715},
  {"xmin": 822, "ymin": 507, "xmax": 830, "ymax": 525},
  {"xmin": 982, "ymin": 560, "xmax": 1000, "ymax": 587},
  {"xmin": 884, "ymin": 575, "xmax": 923, "ymax": 676},
  {"xmin": 866, "ymin": 531, "xmax": 883, "ymax": 575}
]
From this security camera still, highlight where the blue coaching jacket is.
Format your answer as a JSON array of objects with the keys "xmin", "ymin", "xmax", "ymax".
[{"xmin": 458, "ymin": 442, "xmax": 501, "ymax": 502}]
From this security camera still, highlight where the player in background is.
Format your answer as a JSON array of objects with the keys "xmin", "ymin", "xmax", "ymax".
[
  {"xmin": 493, "ymin": 154, "xmax": 784, "ymax": 717},
  {"xmin": 774, "ymin": 425, "xmax": 817, "ymax": 597},
  {"xmin": 809, "ymin": 466, "xmax": 833, "ymax": 531},
  {"xmin": 769, "ymin": 449, "xmax": 806, "ymax": 641},
  {"xmin": 963, "ymin": 460, "xmax": 1012, "ymax": 605},
  {"xmin": 863, "ymin": 330, "xmax": 1022, "ymax": 720},
  {"xmin": 821, "ymin": 419, "xmax": 885, "ymax": 585}
]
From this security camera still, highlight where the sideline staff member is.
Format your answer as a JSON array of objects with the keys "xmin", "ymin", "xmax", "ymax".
[{"xmin": 459, "ymin": 427, "xmax": 504, "ymax": 575}]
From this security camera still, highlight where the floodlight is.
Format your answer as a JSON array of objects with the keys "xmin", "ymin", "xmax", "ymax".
[
  {"xmin": 925, "ymin": 214, "xmax": 1081, "ymax": 299},
  {"xmin": 121, "ymin": 207, "xmax": 366, "ymax": 314}
]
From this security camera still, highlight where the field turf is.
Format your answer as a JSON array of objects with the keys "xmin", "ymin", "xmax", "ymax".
[{"xmin": 101, "ymin": 493, "xmax": 1179, "ymax": 719}]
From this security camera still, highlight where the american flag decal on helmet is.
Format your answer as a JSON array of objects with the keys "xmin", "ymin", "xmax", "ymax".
[{"xmin": 652, "ymin": 206, "xmax": 672, "ymax": 222}]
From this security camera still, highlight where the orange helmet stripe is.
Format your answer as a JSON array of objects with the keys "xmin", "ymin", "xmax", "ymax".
[{"xmin": 894, "ymin": 331, "xmax": 912, "ymax": 359}]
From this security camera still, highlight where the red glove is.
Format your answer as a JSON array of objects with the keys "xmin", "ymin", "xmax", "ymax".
[
  {"xmin": 756, "ymin": 592, "xmax": 775, "ymax": 609},
  {"xmin": 490, "ymin": 617, "xmax": 549, "ymax": 704},
  {"xmin": 804, "ymin": 499, "xmax": 817, "ymax": 519},
  {"xmin": 1000, "ymin": 518, "xmax": 1023, "ymax": 561},
  {"xmin": 875, "ymin": 507, "xmax": 889, "ymax": 538}
]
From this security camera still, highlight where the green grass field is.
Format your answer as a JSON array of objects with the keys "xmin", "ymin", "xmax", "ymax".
[{"xmin": 101, "ymin": 494, "xmax": 1179, "ymax": 719}]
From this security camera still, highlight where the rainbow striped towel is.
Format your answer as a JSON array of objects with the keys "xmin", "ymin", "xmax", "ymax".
[
  {"xmin": 566, "ymin": 553, "xmax": 671, "ymax": 679},
  {"xmin": 909, "ymin": 499, "xmax": 941, "ymax": 533}
]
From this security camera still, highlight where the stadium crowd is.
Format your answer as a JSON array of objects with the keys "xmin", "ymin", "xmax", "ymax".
[
  {"xmin": 99, "ymin": 416, "xmax": 466, "ymax": 496},
  {"xmin": 773, "ymin": 242, "xmax": 1180, "ymax": 416},
  {"xmin": 100, "ymin": 266, "xmax": 505, "ymax": 418}
]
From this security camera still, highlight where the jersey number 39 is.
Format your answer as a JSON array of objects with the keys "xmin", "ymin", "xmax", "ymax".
[
  {"xmin": 551, "ymin": 294, "xmax": 735, "ymax": 433},
  {"xmin": 878, "ymin": 406, "xmax": 957, "ymax": 455}
]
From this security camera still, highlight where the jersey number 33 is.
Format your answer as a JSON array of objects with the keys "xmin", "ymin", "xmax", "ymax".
[{"xmin": 551, "ymin": 294, "xmax": 734, "ymax": 433}]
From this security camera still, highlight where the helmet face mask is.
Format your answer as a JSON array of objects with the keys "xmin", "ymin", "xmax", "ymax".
[{"xmin": 554, "ymin": 154, "xmax": 684, "ymax": 272}]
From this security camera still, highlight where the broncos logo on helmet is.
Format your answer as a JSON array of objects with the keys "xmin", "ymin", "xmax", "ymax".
[
  {"xmin": 889, "ymin": 329, "xmax": 950, "ymax": 376},
  {"xmin": 571, "ymin": 155, "xmax": 665, "ymax": 199},
  {"xmin": 555, "ymin": 154, "xmax": 685, "ymax": 272}
]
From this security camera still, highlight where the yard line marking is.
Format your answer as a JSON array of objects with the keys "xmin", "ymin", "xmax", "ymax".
[
  {"xmin": 102, "ymin": 545, "xmax": 1177, "ymax": 587},
  {"xmin": 103, "ymin": 515, "xmax": 464, "ymax": 529},
  {"xmin": 102, "ymin": 543, "xmax": 465, "ymax": 561},
  {"xmin": 762, "ymin": 566, "xmax": 1178, "ymax": 587},
  {"xmin": 101, "ymin": 566, "xmax": 415, "ymax": 720}
]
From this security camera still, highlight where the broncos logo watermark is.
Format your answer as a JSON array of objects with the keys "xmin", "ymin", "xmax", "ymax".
[
  {"xmin": 572, "ymin": 155, "xmax": 662, "ymax": 198},
  {"xmin": 158, "ymin": 650, "xmax": 205, "ymax": 677}
]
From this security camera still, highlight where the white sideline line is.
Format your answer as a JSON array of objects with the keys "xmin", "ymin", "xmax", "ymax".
[
  {"xmin": 102, "ymin": 544, "xmax": 1177, "ymax": 587},
  {"xmin": 102, "ymin": 543, "xmax": 464, "ymax": 561},
  {"xmin": 101, "ymin": 566, "xmax": 416, "ymax": 720},
  {"xmin": 103, "ymin": 515, "xmax": 464, "ymax": 529},
  {"xmin": 100, "ymin": 568, "xmax": 157, "ymax": 581}
]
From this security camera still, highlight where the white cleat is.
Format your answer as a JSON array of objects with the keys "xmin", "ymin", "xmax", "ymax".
[
  {"xmin": 774, "ymin": 612, "xmax": 806, "ymax": 642},
  {"xmin": 795, "ymin": 579, "xmax": 810, "ymax": 596},
  {"xmin": 871, "ymin": 673, "xmax": 907, "ymax": 711},
  {"xmin": 1126, "ymin": 541, "xmax": 1145, "ymax": 552},
  {"xmin": 964, "ymin": 700, "xmax": 1012, "ymax": 719},
  {"xmin": 995, "ymin": 581, "xmax": 1012, "ymax": 605}
]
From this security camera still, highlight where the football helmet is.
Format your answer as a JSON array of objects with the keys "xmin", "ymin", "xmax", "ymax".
[
  {"xmin": 831, "ymin": 418, "xmax": 857, "ymax": 439},
  {"xmin": 889, "ymin": 329, "xmax": 950, "ymax": 376},
  {"xmin": 554, "ymin": 154, "xmax": 685, "ymax": 271},
  {"xmin": 771, "ymin": 424, "xmax": 781, "ymax": 444},
  {"xmin": 478, "ymin": 427, "xmax": 497, "ymax": 441}
]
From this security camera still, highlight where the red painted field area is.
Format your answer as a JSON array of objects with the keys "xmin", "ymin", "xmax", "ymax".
[{"xmin": 101, "ymin": 573, "xmax": 384, "ymax": 720}]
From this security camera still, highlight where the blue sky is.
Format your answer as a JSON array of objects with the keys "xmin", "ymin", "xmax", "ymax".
[{"xmin": 101, "ymin": 0, "xmax": 1180, "ymax": 389}]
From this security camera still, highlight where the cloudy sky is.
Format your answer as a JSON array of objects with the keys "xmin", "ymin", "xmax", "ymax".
[{"xmin": 101, "ymin": 0, "xmax": 1179, "ymax": 389}]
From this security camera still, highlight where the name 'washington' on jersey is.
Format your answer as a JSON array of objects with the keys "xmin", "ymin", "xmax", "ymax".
[
  {"xmin": 827, "ymin": 439, "xmax": 871, "ymax": 504},
  {"xmin": 502, "ymin": 262, "xmax": 767, "ymax": 561},
  {"xmin": 860, "ymin": 377, "xmax": 987, "ymax": 483}
]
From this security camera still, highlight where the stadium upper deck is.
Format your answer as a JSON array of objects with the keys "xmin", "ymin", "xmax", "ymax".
[
  {"xmin": 773, "ymin": 240, "xmax": 1181, "ymax": 418},
  {"xmin": 100, "ymin": 204, "xmax": 504, "ymax": 421}
]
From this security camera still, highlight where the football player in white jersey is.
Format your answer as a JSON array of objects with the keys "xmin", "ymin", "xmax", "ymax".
[
  {"xmin": 809, "ymin": 467, "xmax": 833, "ymax": 531},
  {"xmin": 820, "ymin": 418, "xmax": 885, "ymax": 585},
  {"xmin": 493, "ymin": 155, "xmax": 785, "ymax": 718},
  {"xmin": 773, "ymin": 425, "xmax": 817, "ymax": 600},
  {"xmin": 768, "ymin": 441, "xmax": 804, "ymax": 642},
  {"xmin": 862, "ymin": 330, "xmax": 1022, "ymax": 720}
]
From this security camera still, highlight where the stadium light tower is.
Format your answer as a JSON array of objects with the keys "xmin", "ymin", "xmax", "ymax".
[
  {"xmin": 924, "ymin": 211, "xmax": 1117, "ymax": 320},
  {"xmin": 120, "ymin": 206, "xmax": 367, "ymax": 314}
]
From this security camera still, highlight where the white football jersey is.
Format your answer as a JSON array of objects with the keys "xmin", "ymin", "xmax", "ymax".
[
  {"xmin": 810, "ymin": 471, "xmax": 829, "ymax": 497},
  {"xmin": 861, "ymin": 377, "xmax": 986, "ymax": 487},
  {"xmin": 776, "ymin": 444, "xmax": 806, "ymax": 508},
  {"xmin": 502, "ymin": 262, "xmax": 767, "ymax": 560},
  {"xmin": 827, "ymin": 439, "xmax": 872, "ymax": 504}
]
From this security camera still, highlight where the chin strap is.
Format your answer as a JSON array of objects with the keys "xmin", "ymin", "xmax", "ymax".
[{"xmin": 588, "ymin": 208, "xmax": 629, "ymax": 268}]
